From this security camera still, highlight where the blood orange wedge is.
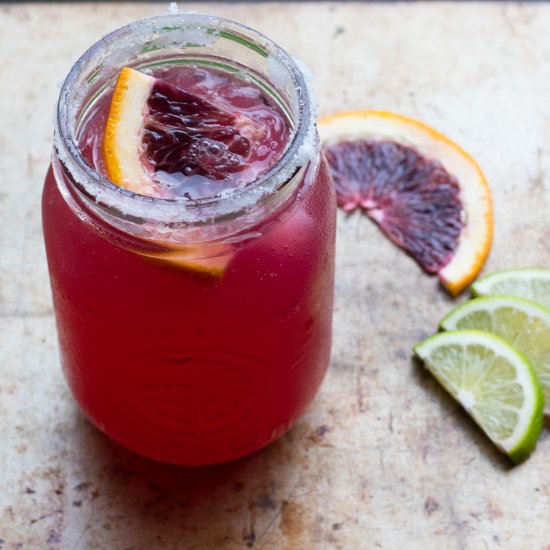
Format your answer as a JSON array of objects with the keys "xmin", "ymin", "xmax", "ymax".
[
  {"xmin": 104, "ymin": 66, "xmax": 266, "ymax": 198},
  {"xmin": 135, "ymin": 241, "xmax": 231, "ymax": 277},
  {"xmin": 103, "ymin": 66, "xmax": 271, "ymax": 275},
  {"xmin": 319, "ymin": 110, "xmax": 493, "ymax": 296}
]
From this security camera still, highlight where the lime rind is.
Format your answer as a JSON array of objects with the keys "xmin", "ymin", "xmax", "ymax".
[
  {"xmin": 439, "ymin": 296, "xmax": 550, "ymax": 415},
  {"xmin": 414, "ymin": 330, "xmax": 543, "ymax": 463},
  {"xmin": 472, "ymin": 267, "xmax": 550, "ymax": 310},
  {"xmin": 441, "ymin": 294, "xmax": 550, "ymax": 321}
]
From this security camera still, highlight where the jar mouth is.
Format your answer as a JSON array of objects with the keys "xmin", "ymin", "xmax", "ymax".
[{"xmin": 55, "ymin": 12, "xmax": 317, "ymax": 226}]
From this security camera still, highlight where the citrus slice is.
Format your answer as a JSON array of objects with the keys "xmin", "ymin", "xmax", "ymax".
[
  {"xmin": 319, "ymin": 110, "xmax": 493, "ymax": 295},
  {"xmin": 414, "ymin": 330, "xmax": 543, "ymax": 463},
  {"xmin": 104, "ymin": 66, "xmax": 267, "ymax": 198},
  {"xmin": 135, "ymin": 242, "xmax": 232, "ymax": 277},
  {"xmin": 440, "ymin": 296, "xmax": 550, "ymax": 413},
  {"xmin": 104, "ymin": 67, "xmax": 155, "ymax": 195},
  {"xmin": 472, "ymin": 268, "xmax": 550, "ymax": 310},
  {"xmin": 104, "ymin": 66, "xmax": 277, "ymax": 274}
]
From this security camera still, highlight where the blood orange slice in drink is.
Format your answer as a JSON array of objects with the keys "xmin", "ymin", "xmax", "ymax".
[
  {"xmin": 136, "ymin": 241, "xmax": 232, "ymax": 277},
  {"xmin": 104, "ymin": 66, "xmax": 267, "ymax": 198},
  {"xmin": 319, "ymin": 110, "xmax": 493, "ymax": 296},
  {"xmin": 103, "ymin": 66, "xmax": 272, "ymax": 275}
]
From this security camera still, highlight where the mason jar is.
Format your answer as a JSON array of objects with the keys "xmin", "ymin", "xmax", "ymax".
[{"xmin": 42, "ymin": 13, "xmax": 336, "ymax": 465}]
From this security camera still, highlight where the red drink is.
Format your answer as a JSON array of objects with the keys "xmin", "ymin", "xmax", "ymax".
[{"xmin": 42, "ymin": 14, "xmax": 336, "ymax": 465}]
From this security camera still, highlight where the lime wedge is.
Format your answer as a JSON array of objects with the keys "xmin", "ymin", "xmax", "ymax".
[
  {"xmin": 440, "ymin": 296, "xmax": 550, "ymax": 414},
  {"xmin": 472, "ymin": 268, "xmax": 550, "ymax": 310},
  {"xmin": 414, "ymin": 330, "xmax": 543, "ymax": 463}
]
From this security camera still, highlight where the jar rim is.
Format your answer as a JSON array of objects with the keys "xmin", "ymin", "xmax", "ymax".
[{"xmin": 55, "ymin": 12, "xmax": 317, "ymax": 226}]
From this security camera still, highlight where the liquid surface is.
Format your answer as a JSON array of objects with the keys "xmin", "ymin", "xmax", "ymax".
[{"xmin": 77, "ymin": 64, "xmax": 291, "ymax": 199}]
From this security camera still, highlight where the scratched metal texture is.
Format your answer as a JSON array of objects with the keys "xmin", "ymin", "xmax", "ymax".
[{"xmin": 2, "ymin": 2, "xmax": 550, "ymax": 549}]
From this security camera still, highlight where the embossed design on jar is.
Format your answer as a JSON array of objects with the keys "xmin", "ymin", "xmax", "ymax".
[{"xmin": 118, "ymin": 350, "xmax": 269, "ymax": 437}]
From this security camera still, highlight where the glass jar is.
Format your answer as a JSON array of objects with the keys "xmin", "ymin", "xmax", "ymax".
[{"xmin": 42, "ymin": 13, "xmax": 336, "ymax": 465}]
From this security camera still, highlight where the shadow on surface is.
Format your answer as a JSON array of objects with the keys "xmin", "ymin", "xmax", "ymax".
[
  {"xmin": 66, "ymin": 408, "xmax": 306, "ymax": 547},
  {"xmin": 411, "ymin": 355, "xmax": 513, "ymax": 471}
]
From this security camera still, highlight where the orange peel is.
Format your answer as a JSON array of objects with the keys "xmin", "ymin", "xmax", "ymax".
[{"xmin": 104, "ymin": 67, "xmax": 155, "ymax": 195}]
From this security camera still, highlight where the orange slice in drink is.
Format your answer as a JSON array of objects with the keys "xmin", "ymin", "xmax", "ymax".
[
  {"xmin": 103, "ymin": 66, "xmax": 268, "ymax": 275},
  {"xmin": 136, "ymin": 241, "xmax": 231, "ymax": 277},
  {"xmin": 319, "ymin": 110, "xmax": 493, "ymax": 295},
  {"xmin": 104, "ymin": 67, "xmax": 267, "ymax": 197}
]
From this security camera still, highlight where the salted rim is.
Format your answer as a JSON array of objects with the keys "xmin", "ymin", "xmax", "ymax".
[{"xmin": 55, "ymin": 12, "xmax": 317, "ymax": 225}]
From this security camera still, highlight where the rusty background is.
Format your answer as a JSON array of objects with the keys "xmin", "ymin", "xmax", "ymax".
[{"xmin": 1, "ymin": 2, "xmax": 550, "ymax": 549}]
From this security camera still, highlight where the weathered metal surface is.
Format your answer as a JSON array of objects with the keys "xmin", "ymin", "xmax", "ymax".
[{"xmin": 2, "ymin": 2, "xmax": 550, "ymax": 548}]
